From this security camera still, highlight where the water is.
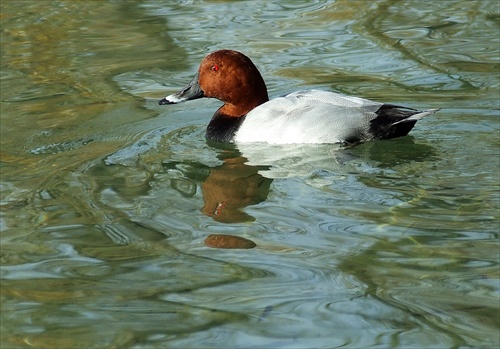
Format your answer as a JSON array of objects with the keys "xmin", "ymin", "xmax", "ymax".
[{"xmin": 1, "ymin": 1, "xmax": 499, "ymax": 348}]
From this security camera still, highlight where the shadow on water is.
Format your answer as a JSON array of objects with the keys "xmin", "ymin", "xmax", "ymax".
[{"xmin": 350, "ymin": 136, "xmax": 438, "ymax": 167}]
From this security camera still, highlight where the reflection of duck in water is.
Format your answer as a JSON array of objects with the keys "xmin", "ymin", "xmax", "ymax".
[
  {"xmin": 159, "ymin": 49, "xmax": 438, "ymax": 145},
  {"xmin": 167, "ymin": 137, "xmax": 438, "ymax": 223},
  {"xmin": 201, "ymin": 156, "xmax": 272, "ymax": 223},
  {"xmin": 204, "ymin": 234, "xmax": 256, "ymax": 249},
  {"xmin": 165, "ymin": 154, "xmax": 272, "ymax": 223}
]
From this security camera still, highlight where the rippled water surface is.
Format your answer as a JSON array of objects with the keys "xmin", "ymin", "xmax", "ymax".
[{"xmin": 1, "ymin": 1, "xmax": 499, "ymax": 348}]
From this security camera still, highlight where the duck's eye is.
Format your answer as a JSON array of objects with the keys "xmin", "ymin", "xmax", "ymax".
[{"xmin": 211, "ymin": 65, "xmax": 220, "ymax": 72}]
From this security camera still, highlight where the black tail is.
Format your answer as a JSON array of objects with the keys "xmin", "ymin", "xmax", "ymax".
[{"xmin": 369, "ymin": 104, "xmax": 439, "ymax": 140}]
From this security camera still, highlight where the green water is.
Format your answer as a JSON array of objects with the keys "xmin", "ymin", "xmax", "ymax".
[{"xmin": 1, "ymin": 1, "xmax": 499, "ymax": 348}]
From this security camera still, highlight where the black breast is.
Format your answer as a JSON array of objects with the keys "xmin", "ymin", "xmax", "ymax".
[{"xmin": 206, "ymin": 113, "xmax": 246, "ymax": 143}]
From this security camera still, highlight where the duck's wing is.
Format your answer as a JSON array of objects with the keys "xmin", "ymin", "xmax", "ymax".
[{"xmin": 235, "ymin": 90, "xmax": 382, "ymax": 144}]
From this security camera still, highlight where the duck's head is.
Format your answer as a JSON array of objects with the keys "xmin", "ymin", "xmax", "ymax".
[{"xmin": 158, "ymin": 50, "xmax": 269, "ymax": 117}]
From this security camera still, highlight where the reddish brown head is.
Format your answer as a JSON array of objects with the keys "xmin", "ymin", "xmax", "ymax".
[{"xmin": 159, "ymin": 50, "xmax": 269, "ymax": 118}]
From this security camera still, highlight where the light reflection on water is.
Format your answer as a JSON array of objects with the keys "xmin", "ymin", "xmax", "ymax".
[{"xmin": 1, "ymin": 0, "xmax": 499, "ymax": 348}]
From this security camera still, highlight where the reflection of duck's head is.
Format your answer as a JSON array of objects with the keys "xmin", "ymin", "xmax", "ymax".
[
  {"xmin": 204, "ymin": 234, "xmax": 256, "ymax": 249},
  {"xmin": 201, "ymin": 156, "xmax": 272, "ymax": 223}
]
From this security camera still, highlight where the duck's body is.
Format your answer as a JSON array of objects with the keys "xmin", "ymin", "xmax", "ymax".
[
  {"xmin": 158, "ymin": 50, "xmax": 438, "ymax": 145},
  {"xmin": 229, "ymin": 90, "xmax": 436, "ymax": 144}
]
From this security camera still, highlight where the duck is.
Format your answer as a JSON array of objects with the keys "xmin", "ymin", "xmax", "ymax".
[{"xmin": 158, "ymin": 49, "xmax": 439, "ymax": 145}]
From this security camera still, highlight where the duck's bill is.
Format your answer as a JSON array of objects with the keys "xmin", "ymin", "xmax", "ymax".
[{"xmin": 158, "ymin": 72, "xmax": 204, "ymax": 105}]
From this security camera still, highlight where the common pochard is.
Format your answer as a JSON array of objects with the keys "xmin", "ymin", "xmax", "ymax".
[{"xmin": 158, "ymin": 49, "xmax": 439, "ymax": 144}]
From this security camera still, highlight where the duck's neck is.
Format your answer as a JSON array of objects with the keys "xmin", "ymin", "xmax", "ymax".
[
  {"xmin": 218, "ymin": 93, "xmax": 269, "ymax": 118},
  {"xmin": 206, "ymin": 87, "xmax": 269, "ymax": 142},
  {"xmin": 206, "ymin": 111, "xmax": 247, "ymax": 143}
]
